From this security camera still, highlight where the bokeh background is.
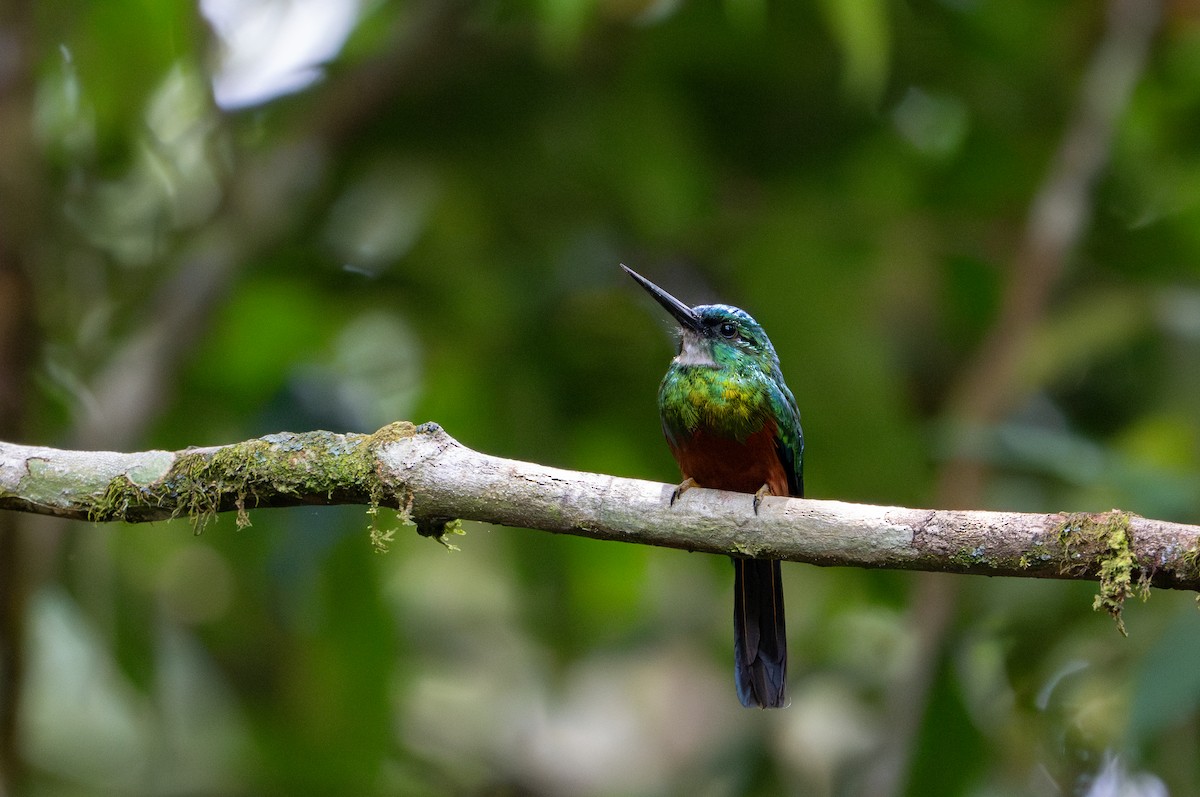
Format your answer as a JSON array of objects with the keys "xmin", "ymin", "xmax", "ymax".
[{"xmin": 2, "ymin": 0, "xmax": 1200, "ymax": 794}]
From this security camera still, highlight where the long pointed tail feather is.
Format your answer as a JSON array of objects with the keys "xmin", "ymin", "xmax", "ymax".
[{"xmin": 733, "ymin": 557, "xmax": 788, "ymax": 708}]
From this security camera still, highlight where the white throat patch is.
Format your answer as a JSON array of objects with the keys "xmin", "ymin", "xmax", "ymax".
[{"xmin": 674, "ymin": 332, "xmax": 715, "ymax": 366}]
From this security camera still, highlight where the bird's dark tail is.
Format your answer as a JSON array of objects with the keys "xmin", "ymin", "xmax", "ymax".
[{"xmin": 733, "ymin": 557, "xmax": 788, "ymax": 708}]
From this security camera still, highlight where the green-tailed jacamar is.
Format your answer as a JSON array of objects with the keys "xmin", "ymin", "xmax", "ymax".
[{"xmin": 623, "ymin": 264, "xmax": 802, "ymax": 709}]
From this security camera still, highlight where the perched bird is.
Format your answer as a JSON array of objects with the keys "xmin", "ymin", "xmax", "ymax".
[{"xmin": 623, "ymin": 264, "xmax": 803, "ymax": 709}]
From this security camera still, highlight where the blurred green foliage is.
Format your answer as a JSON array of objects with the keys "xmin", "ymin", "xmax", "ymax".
[{"xmin": 3, "ymin": 0, "xmax": 1200, "ymax": 795}]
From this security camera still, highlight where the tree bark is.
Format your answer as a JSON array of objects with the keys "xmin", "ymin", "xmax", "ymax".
[{"xmin": 1, "ymin": 422, "xmax": 1197, "ymax": 606}]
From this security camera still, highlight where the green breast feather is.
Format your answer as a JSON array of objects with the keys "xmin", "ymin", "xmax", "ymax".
[{"xmin": 659, "ymin": 363, "xmax": 775, "ymax": 442}]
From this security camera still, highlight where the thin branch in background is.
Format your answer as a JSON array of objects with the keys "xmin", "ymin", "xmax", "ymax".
[
  {"xmin": 862, "ymin": 2, "xmax": 1162, "ymax": 795},
  {"xmin": 945, "ymin": 0, "xmax": 1160, "ymax": 503}
]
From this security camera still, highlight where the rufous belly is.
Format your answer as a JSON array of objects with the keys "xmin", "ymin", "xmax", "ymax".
[{"xmin": 667, "ymin": 420, "xmax": 790, "ymax": 497}]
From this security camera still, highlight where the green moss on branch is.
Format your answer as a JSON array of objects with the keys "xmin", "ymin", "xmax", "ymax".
[
  {"xmin": 1056, "ymin": 510, "xmax": 1145, "ymax": 636},
  {"xmin": 82, "ymin": 422, "xmax": 420, "ymax": 537}
]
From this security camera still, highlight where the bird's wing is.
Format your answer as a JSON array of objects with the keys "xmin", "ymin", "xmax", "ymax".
[{"xmin": 769, "ymin": 378, "xmax": 804, "ymax": 498}]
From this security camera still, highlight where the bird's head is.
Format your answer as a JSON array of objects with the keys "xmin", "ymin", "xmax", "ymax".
[{"xmin": 623, "ymin": 265, "xmax": 781, "ymax": 374}]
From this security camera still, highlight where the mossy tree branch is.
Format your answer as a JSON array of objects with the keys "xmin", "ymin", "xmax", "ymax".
[{"xmin": 2, "ymin": 421, "xmax": 1198, "ymax": 627}]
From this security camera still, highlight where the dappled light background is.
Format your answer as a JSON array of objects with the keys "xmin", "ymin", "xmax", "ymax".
[{"xmin": 2, "ymin": 0, "xmax": 1200, "ymax": 795}]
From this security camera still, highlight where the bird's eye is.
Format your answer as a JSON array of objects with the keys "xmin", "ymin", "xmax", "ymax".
[{"xmin": 718, "ymin": 322, "xmax": 738, "ymax": 339}]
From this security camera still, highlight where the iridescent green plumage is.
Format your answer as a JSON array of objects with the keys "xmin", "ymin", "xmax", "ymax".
[{"xmin": 624, "ymin": 265, "xmax": 803, "ymax": 709}]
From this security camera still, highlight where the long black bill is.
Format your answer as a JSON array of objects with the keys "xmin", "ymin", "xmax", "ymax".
[{"xmin": 621, "ymin": 264, "xmax": 703, "ymax": 332}]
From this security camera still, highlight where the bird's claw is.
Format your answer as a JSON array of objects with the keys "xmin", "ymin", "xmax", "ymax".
[
  {"xmin": 752, "ymin": 484, "xmax": 773, "ymax": 515},
  {"xmin": 670, "ymin": 477, "xmax": 698, "ymax": 506}
]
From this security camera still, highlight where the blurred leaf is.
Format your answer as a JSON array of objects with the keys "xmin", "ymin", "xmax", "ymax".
[{"xmin": 818, "ymin": 0, "xmax": 890, "ymax": 106}]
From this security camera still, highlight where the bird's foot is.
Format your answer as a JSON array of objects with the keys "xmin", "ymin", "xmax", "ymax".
[
  {"xmin": 670, "ymin": 477, "xmax": 698, "ymax": 506},
  {"xmin": 752, "ymin": 484, "xmax": 774, "ymax": 515}
]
